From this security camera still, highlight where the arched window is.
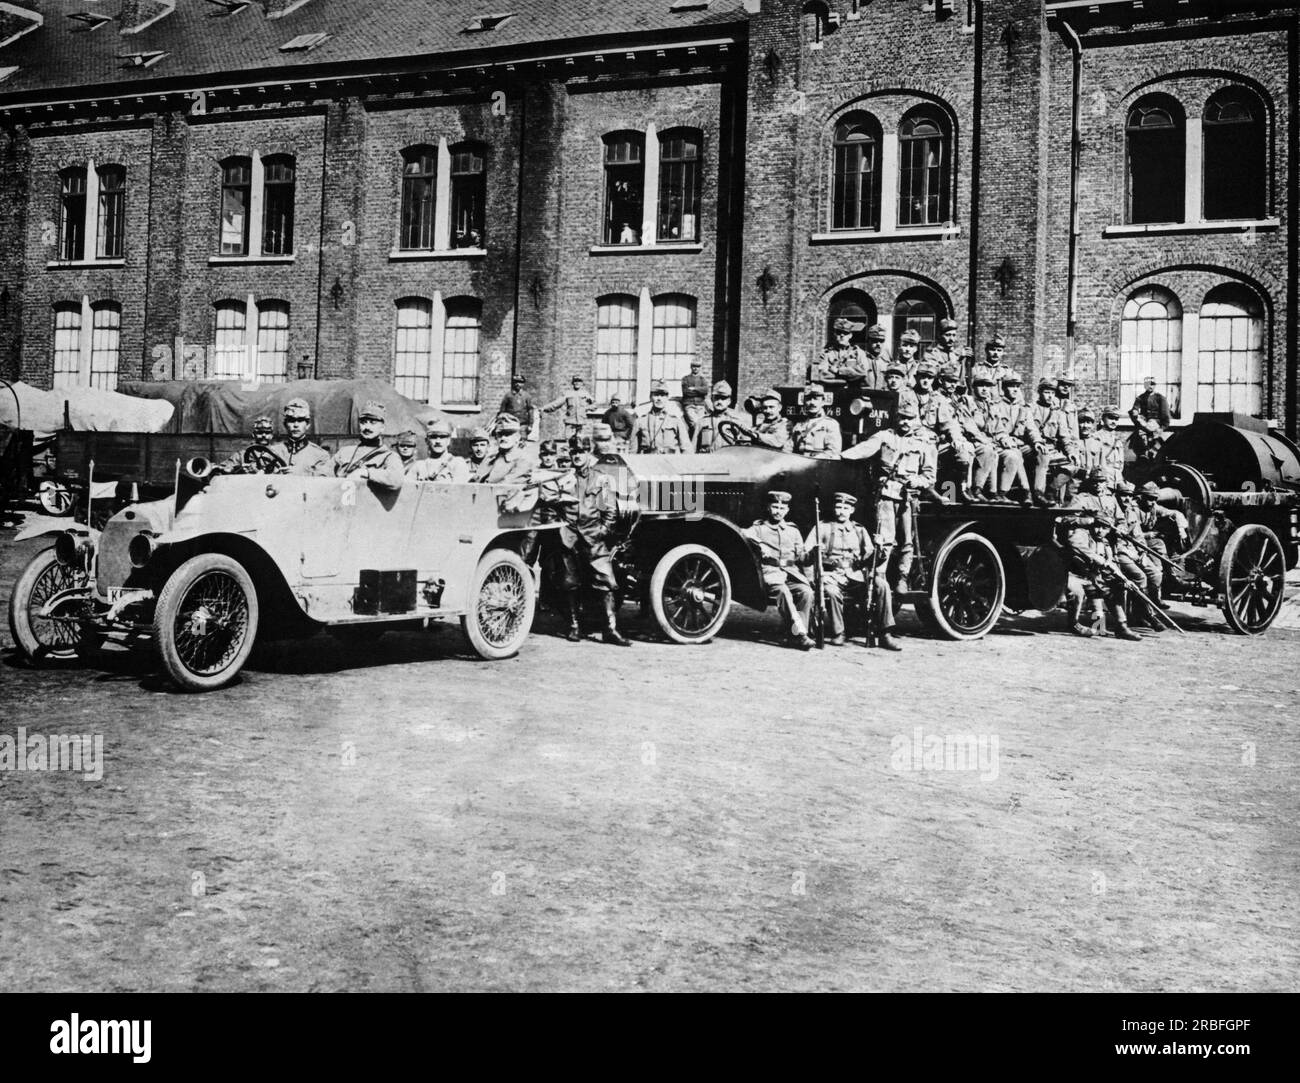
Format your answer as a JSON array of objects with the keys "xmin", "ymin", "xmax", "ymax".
[
  {"xmin": 1197, "ymin": 284, "xmax": 1264, "ymax": 415},
  {"xmin": 596, "ymin": 294, "xmax": 639, "ymax": 404},
  {"xmin": 58, "ymin": 167, "xmax": 87, "ymax": 261},
  {"xmin": 212, "ymin": 300, "xmax": 248, "ymax": 380},
  {"xmin": 898, "ymin": 107, "xmax": 951, "ymax": 226},
  {"xmin": 831, "ymin": 112, "xmax": 882, "ymax": 231},
  {"xmin": 1203, "ymin": 88, "xmax": 1266, "ymax": 221},
  {"xmin": 1120, "ymin": 286, "xmax": 1183, "ymax": 417},
  {"xmin": 393, "ymin": 297, "xmax": 434, "ymax": 401},
  {"xmin": 442, "ymin": 298, "xmax": 481, "ymax": 405},
  {"xmin": 89, "ymin": 302, "xmax": 120, "ymax": 390},
  {"xmin": 826, "ymin": 288, "xmax": 876, "ymax": 347},
  {"xmin": 658, "ymin": 129, "xmax": 702, "ymax": 242},
  {"xmin": 261, "ymin": 155, "xmax": 295, "ymax": 256},
  {"xmin": 96, "ymin": 165, "xmax": 126, "ymax": 259},
  {"xmin": 400, "ymin": 145, "xmax": 437, "ymax": 251},
  {"xmin": 603, "ymin": 133, "xmax": 645, "ymax": 245},
  {"xmin": 892, "ymin": 287, "xmax": 944, "ymax": 352},
  {"xmin": 219, "ymin": 156, "xmax": 252, "ymax": 255},
  {"xmin": 52, "ymin": 303, "xmax": 82, "ymax": 388},
  {"xmin": 450, "ymin": 142, "xmax": 486, "ymax": 249},
  {"xmin": 651, "ymin": 294, "xmax": 697, "ymax": 385},
  {"xmin": 255, "ymin": 300, "xmax": 290, "ymax": 383},
  {"xmin": 1126, "ymin": 96, "xmax": 1184, "ymax": 224}
]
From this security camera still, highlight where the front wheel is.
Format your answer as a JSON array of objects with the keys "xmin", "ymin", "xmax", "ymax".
[
  {"xmin": 461, "ymin": 549, "xmax": 535, "ymax": 660},
  {"xmin": 649, "ymin": 543, "xmax": 732, "ymax": 643},
  {"xmin": 153, "ymin": 553, "xmax": 259, "ymax": 691},
  {"xmin": 918, "ymin": 532, "xmax": 1005, "ymax": 640},
  {"xmin": 1218, "ymin": 523, "xmax": 1285, "ymax": 635},
  {"xmin": 8, "ymin": 546, "xmax": 87, "ymax": 663}
]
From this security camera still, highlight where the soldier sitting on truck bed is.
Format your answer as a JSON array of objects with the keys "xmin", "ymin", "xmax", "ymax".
[{"xmin": 267, "ymin": 398, "xmax": 332, "ymax": 476}]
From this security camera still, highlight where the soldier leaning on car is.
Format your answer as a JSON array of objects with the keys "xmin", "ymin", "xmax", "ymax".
[
  {"xmin": 331, "ymin": 400, "xmax": 405, "ymax": 490},
  {"xmin": 267, "ymin": 398, "xmax": 332, "ymax": 476}
]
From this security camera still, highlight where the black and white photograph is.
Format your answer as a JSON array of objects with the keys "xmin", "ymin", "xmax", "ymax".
[{"xmin": 0, "ymin": 0, "xmax": 1295, "ymax": 1039}]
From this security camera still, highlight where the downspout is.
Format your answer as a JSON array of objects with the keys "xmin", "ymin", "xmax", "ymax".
[
  {"xmin": 967, "ymin": 0, "xmax": 983, "ymax": 351},
  {"xmin": 1059, "ymin": 16, "xmax": 1083, "ymax": 375}
]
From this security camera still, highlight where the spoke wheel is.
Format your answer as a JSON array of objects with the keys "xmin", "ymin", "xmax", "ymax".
[
  {"xmin": 38, "ymin": 483, "xmax": 75, "ymax": 516},
  {"xmin": 920, "ymin": 532, "xmax": 1005, "ymax": 640},
  {"xmin": 649, "ymin": 543, "xmax": 732, "ymax": 644},
  {"xmin": 462, "ymin": 549, "xmax": 535, "ymax": 659},
  {"xmin": 8, "ymin": 546, "xmax": 87, "ymax": 662},
  {"xmin": 1219, "ymin": 523, "xmax": 1285, "ymax": 636},
  {"xmin": 154, "ymin": 553, "xmax": 258, "ymax": 691}
]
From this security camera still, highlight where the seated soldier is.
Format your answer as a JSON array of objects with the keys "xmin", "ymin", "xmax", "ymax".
[
  {"xmin": 751, "ymin": 389, "xmax": 793, "ymax": 451},
  {"xmin": 267, "ymin": 398, "xmax": 332, "ymax": 476},
  {"xmin": 215, "ymin": 415, "xmax": 285, "ymax": 474},
  {"xmin": 744, "ymin": 490, "xmax": 814, "ymax": 650},
  {"xmin": 1059, "ymin": 514, "xmax": 1143, "ymax": 641},
  {"xmin": 791, "ymin": 385, "xmax": 841, "ymax": 459},
  {"xmin": 392, "ymin": 430, "xmax": 419, "ymax": 475},
  {"xmin": 410, "ymin": 419, "xmax": 470, "ymax": 482},
  {"xmin": 806, "ymin": 491, "xmax": 900, "ymax": 650},
  {"xmin": 331, "ymin": 401, "xmax": 405, "ymax": 490}
]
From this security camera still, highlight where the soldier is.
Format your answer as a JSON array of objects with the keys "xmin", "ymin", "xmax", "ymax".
[
  {"xmin": 816, "ymin": 317, "xmax": 870, "ymax": 382},
  {"xmin": 331, "ymin": 401, "xmax": 405, "ymax": 490},
  {"xmin": 806, "ymin": 491, "xmax": 900, "ymax": 650},
  {"xmin": 1001, "ymin": 372, "xmax": 1045, "ymax": 503},
  {"xmin": 744, "ymin": 490, "xmax": 815, "ymax": 650},
  {"xmin": 1059, "ymin": 514, "xmax": 1143, "ymax": 641},
  {"xmin": 752, "ymin": 389, "xmax": 793, "ymax": 451},
  {"xmin": 842, "ymin": 401, "xmax": 936, "ymax": 594},
  {"xmin": 883, "ymin": 361, "xmax": 919, "ymax": 418},
  {"xmin": 392, "ymin": 430, "xmax": 419, "ymax": 474},
  {"xmin": 215, "ymin": 415, "xmax": 282, "ymax": 474},
  {"xmin": 968, "ymin": 375, "xmax": 1026, "ymax": 503},
  {"xmin": 555, "ymin": 433, "xmax": 631, "ymax": 646},
  {"xmin": 410, "ymin": 418, "xmax": 470, "ymax": 482},
  {"xmin": 680, "ymin": 359, "xmax": 710, "ymax": 436},
  {"xmin": 466, "ymin": 427, "xmax": 493, "ymax": 477},
  {"xmin": 857, "ymin": 324, "xmax": 891, "ymax": 389},
  {"xmin": 499, "ymin": 375, "xmax": 538, "ymax": 441},
  {"xmin": 916, "ymin": 358, "xmax": 975, "ymax": 501},
  {"xmin": 791, "ymin": 385, "xmax": 842, "ymax": 459},
  {"xmin": 694, "ymin": 381, "xmax": 746, "ymax": 453},
  {"xmin": 1068, "ymin": 466, "xmax": 1118, "ymax": 518},
  {"xmin": 929, "ymin": 318, "xmax": 971, "ymax": 387},
  {"xmin": 1097, "ymin": 404, "xmax": 1127, "ymax": 485},
  {"xmin": 520, "ymin": 438, "xmax": 576, "ymax": 569},
  {"xmin": 267, "ymin": 397, "xmax": 332, "ymax": 476},
  {"xmin": 972, "ymin": 332, "xmax": 1014, "ymax": 388},
  {"xmin": 632, "ymin": 381, "xmax": 692, "ymax": 453},
  {"xmin": 895, "ymin": 329, "xmax": 922, "ymax": 380},
  {"xmin": 1112, "ymin": 480, "xmax": 1166, "ymax": 631},
  {"xmin": 1029, "ymin": 378, "xmax": 1078, "ymax": 506},
  {"xmin": 475, "ymin": 413, "xmax": 536, "ymax": 484},
  {"xmin": 1055, "ymin": 375, "xmax": 1081, "ymax": 441},
  {"xmin": 601, "ymin": 393, "xmax": 636, "ymax": 452},
  {"xmin": 542, "ymin": 375, "xmax": 596, "ymax": 438},
  {"xmin": 1128, "ymin": 375, "xmax": 1171, "ymax": 461}
]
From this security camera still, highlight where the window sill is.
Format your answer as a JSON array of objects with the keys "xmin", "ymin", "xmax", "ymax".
[
  {"xmin": 810, "ymin": 225, "xmax": 961, "ymax": 244},
  {"xmin": 45, "ymin": 258, "xmax": 126, "ymax": 269},
  {"xmin": 388, "ymin": 248, "xmax": 488, "ymax": 261},
  {"xmin": 208, "ymin": 254, "xmax": 297, "ymax": 265},
  {"xmin": 1102, "ymin": 219, "xmax": 1280, "ymax": 238},
  {"xmin": 588, "ymin": 242, "xmax": 704, "ymax": 256}
]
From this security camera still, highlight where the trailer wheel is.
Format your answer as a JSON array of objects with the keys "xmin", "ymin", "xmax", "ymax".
[
  {"xmin": 461, "ymin": 549, "xmax": 535, "ymax": 660},
  {"xmin": 649, "ymin": 543, "xmax": 732, "ymax": 643},
  {"xmin": 919, "ymin": 532, "xmax": 1005, "ymax": 640},
  {"xmin": 1218, "ymin": 523, "xmax": 1285, "ymax": 636},
  {"xmin": 153, "ymin": 553, "xmax": 259, "ymax": 691},
  {"xmin": 8, "ymin": 546, "xmax": 86, "ymax": 663}
]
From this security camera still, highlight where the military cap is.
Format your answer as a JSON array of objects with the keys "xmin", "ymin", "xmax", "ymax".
[
  {"xmin": 690, "ymin": 359, "xmax": 702, "ymax": 368},
  {"xmin": 1001, "ymin": 372, "xmax": 1023, "ymax": 386},
  {"xmin": 609, "ymin": 393, "xmax": 623, "ymax": 403},
  {"xmin": 571, "ymin": 374, "xmax": 586, "ymax": 383},
  {"xmin": 938, "ymin": 318, "xmax": 959, "ymax": 333},
  {"xmin": 803, "ymin": 385, "xmax": 825, "ymax": 401},
  {"xmin": 538, "ymin": 439, "xmax": 559, "ymax": 455},
  {"xmin": 469, "ymin": 427, "xmax": 491, "ymax": 442},
  {"xmin": 591, "ymin": 422, "xmax": 614, "ymax": 442},
  {"xmin": 394, "ymin": 430, "xmax": 418, "ymax": 449},
  {"xmin": 712, "ymin": 380, "xmax": 733, "ymax": 397},
  {"xmin": 832, "ymin": 317, "xmax": 858, "ymax": 333},
  {"xmin": 1101, "ymin": 403, "xmax": 1121, "ymax": 419},
  {"xmin": 1077, "ymin": 406, "xmax": 1096, "ymax": 422},
  {"xmin": 937, "ymin": 364, "xmax": 962, "ymax": 381},
  {"xmin": 511, "ymin": 373, "xmax": 526, "ymax": 383},
  {"xmin": 972, "ymin": 374, "xmax": 995, "ymax": 387},
  {"xmin": 896, "ymin": 401, "xmax": 920, "ymax": 420},
  {"xmin": 358, "ymin": 400, "xmax": 386, "ymax": 421},
  {"xmin": 283, "ymin": 397, "xmax": 312, "ymax": 419},
  {"xmin": 1056, "ymin": 375, "xmax": 1077, "ymax": 388},
  {"xmin": 425, "ymin": 418, "xmax": 453, "ymax": 438},
  {"xmin": 884, "ymin": 361, "xmax": 907, "ymax": 377},
  {"xmin": 759, "ymin": 388, "xmax": 782, "ymax": 403},
  {"xmin": 914, "ymin": 359, "xmax": 937, "ymax": 377},
  {"xmin": 832, "ymin": 491, "xmax": 858, "ymax": 506},
  {"xmin": 986, "ymin": 333, "xmax": 1007, "ymax": 349},
  {"xmin": 650, "ymin": 381, "xmax": 669, "ymax": 395},
  {"xmin": 899, "ymin": 329, "xmax": 921, "ymax": 345},
  {"xmin": 1086, "ymin": 467, "xmax": 1108, "ymax": 483},
  {"xmin": 1137, "ymin": 481, "xmax": 1161, "ymax": 499},
  {"xmin": 252, "ymin": 415, "xmax": 274, "ymax": 431},
  {"xmin": 766, "ymin": 490, "xmax": 792, "ymax": 504},
  {"xmin": 569, "ymin": 433, "xmax": 594, "ymax": 453},
  {"xmin": 493, "ymin": 412, "xmax": 521, "ymax": 434},
  {"xmin": 865, "ymin": 324, "xmax": 888, "ymax": 342},
  {"xmin": 1037, "ymin": 378, "xmax": 1058, "ymax": 393},
  {"xmin": 1115, "ymin": 480, "xmax": 1136, "ymax": 496}
]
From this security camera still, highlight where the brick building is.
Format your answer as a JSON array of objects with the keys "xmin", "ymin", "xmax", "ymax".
[{"xmin": 0, "ymin": 0, "xmax": 1294, "ymax": 435}]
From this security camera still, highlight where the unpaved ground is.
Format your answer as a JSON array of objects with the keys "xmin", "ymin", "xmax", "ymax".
[{"xmin": 1, "ymin": 526, "xmax": 1297, "ymax": 992}]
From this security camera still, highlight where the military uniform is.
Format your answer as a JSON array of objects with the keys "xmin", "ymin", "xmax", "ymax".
[
  {"xmin": 332, "ymin": 444, "xmax": 405, "ymax": 490},
  {"xmin": 475, "ymin": 415, "xmax": 537, "ymax": 486},
  {"xmin": 744, "ymin": 493, "xmax": 814, "ymax": 646},
  {"xmin": 680, "ymin": 368, "xmax": 710, "ymax": 435},
  {"xmin": 752, "ymin": 391, "xmax": 793, "ymax": 452},
  {"xmin": 542, "ymin": 383, "xmax": 596, "ymax": 436},
  {"xmin": 266, "ymin": 435, "xmax": 331, "ymax": 476},
  {"xmin": 411, "ymin": 450, "xmax": 470, "ymax": 483},
  {"xmin": 1059, "ymin": 517, "xmax": 1143, "ymax": 640},
  {"xmin": 805, "ymin": 497, "xmax": 898, "ymax": 648},
  {"xmin": 1096, "ymin": 408, "xmax": 1127, "ymax": 485},
  {"xmin": 632, "ymin": 404, "xmax": 692, "ymax": 454},
  {"xmin": 970, "ymin": 394, "xmax": 1028, "ymax": 498},
  {"xmin": 499, "ymin": 384, "xmax": 538, "ymax": 436},
  {"xmin": 695, "ymin": 405, "xmax": 746, "ymax": 452},
  {"xmin": 791, "ymin": 390, "xmax": 842, "ymax": 459}
]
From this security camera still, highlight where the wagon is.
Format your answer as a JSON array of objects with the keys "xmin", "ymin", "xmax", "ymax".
[{"xmin": 8, "ymin": 460, "xmax": 550, "ymax": 690}]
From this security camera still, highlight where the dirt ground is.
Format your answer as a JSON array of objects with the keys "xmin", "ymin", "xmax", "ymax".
[{"xmin": 1, "ymin": 524, "xmax": 1297, "ymax": 992}]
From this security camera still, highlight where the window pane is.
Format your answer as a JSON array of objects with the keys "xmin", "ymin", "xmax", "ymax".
[
  {"xmin": 651, "ymin": 295, "xmax": 697, "ymax": 384},
  {"xmin": 59, "ymin": 168, "xmax": 87, "ymax": 261},
  {"xmin": 892, "ymin": 290, "xmax": 941, "ymax": 352},
  {"xmin": 52, "ymin": 304, "xmax": 82, "ymax": 389},
  {"xmin": 442, "ymin": 302, "xmax": 481, "ymax": 405},
  {"xmin": 1203, "ymin": 91, "xmax": 1266, "ymax": 221},
  {"xmin": 604, "ymin": 135, "xmax": 644, "ymax": 244},
  {"xmin": 212, "ymin": 301, "xmax": 248, "ymax": 380},
  {"xmin": 658, "ymin": 132, "xmax": 701, "ymax": 241},
  {"xmin": 833, "ymin": 120, "xmax": 879, "ymax": 231},
  {"xmin": 1197, "ymin": 286, "xmax": 1263, "ymax": 415},
  {"xmin": 262, "ymin": 156, "xmax": 295, "ymax": 256},
  {"xmin": 898, "ymin": 112, "xmax": 949, "ymax": 226},
  {"xmin": 256, "ymin": 301, "xmax": 290, "ymax": 382},
  {"xmin": 393, "ymin": 298, "xmax": 433, "ymax": 401},
  {"xmin": 1120, "ymin": 286, "xmax": 1183, "ymax": 416},
  {"xmin": 96, "ymin": 165, "xmax": 125, "ymax": 259},
  {"xmin": 220, "ymin": 159, "xmax": 251, "ymax": 255},
  {"xmin": 450, "ymin": 144, "xmax": 486, "ymax": 249},
  {"xmin": 400, "ymin": 148, "xmax": 436, "ymax": 250},
  {"xmin": 89, "ymin": 304, "xmax": 121, "ymax": 391},
  {"xmin": 595, "ymin": 296, "xmax": 638, "ymax": 404},
  {"xmin": 1127, "ymin": 102, "xmax": 1184, "ymax": 224}
]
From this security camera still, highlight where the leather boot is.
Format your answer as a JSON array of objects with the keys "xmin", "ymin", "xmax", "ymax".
[
  {"xmin": 1111, "ymin": 605, "xmax": 1141, "ymax": 641},
  {"xmin": 1067, "ymin": 594, "xmax": 1095, "ymax": 637},
  {"xmin": 879, "ymin": 632, "xmax": 903, "ymax": 651},
  {"xmin": 565, "ymin": 593, "xmax": 582, "ymax": 642},
  {"xmin": 601, "ymin": 593, "xmax": 631, "ymax": 646}
]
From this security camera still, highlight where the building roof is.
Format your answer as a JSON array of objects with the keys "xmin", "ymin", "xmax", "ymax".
[{"xmin": 0, "ymin": 0, "xmax": 748, "ymax": 103}]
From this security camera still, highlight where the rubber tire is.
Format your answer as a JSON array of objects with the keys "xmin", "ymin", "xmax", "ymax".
[
  {"xmin": 38, "ymin": 483, "xmax": 75, "ymax": 517},
  {"xmin": 8, "ymin": 546, "xmax": 85, "ymax": 663},
  {"xmin": 1218, "ymin": 523, "xmax": 1285, "ymax": 636},
  {"xmin": 461, "ymin": 549, "xmax": 536, "ymax": 660},
  {"xmin": 919, "ymin": 531, "xmax": 1006, "ymax": 641},
  {"xmin": 649, "ymin": 543, "xmax": 733, "ymax": 644},
  {"xmin": 153, "ymin": 552, "xmax": 259, "ymax": 692}
]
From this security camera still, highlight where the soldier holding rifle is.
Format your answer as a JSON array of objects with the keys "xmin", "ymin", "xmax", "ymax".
[
  {"xmin": 744, "ymin": 491, "xmax": 815, "ymax": 651},
  {"xmin": 806, "ymin": 491, "xmax": 901, "ymax": 650}
]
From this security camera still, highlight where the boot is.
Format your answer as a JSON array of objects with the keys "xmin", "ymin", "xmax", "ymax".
[
  {"xmin": 1031, "ymin": 489, "xmax": 1052, "ymax": 508},
  {"xmin": 1143, "ymin": 607, "xmax": 1164, "ymax": 633},
  {"xmin": 565, "ymin": 593, "xmax": 582, "ymax": 642},
  {"xmin": 920, "ymin": 486, "xmax": 949, "ymax": 505},
  {"xmin": 601, "ymin": 593, "xmax": 631, "ymax": 646},
  {"xmin": 1111, "ymin": 605, "xmax": 1141, "ymax": 641},
  {"xmin": 879, "ymin": 632, "xmax": 903, "ymax": 651},
  {"xmin": 1067, "ymin": 594, "xmax": 1095, "ymax": 637},
  {"xmin": 961, "ymin": 487, "xmax": 986, "ymax": 504},
  {"xmin": 895, "ymin": 574, "xmax": 910, "ymax": 595}
]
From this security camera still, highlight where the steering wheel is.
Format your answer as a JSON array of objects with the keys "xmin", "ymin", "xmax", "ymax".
[
  {"xmin": 716, "ymin": 419, "xmax": 758, "ymax": 447},
  {"xmin": 240, "ymin": 445, "xmax": 289, "ymax": 474}
]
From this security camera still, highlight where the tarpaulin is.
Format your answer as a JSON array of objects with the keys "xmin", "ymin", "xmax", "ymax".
[{"xmin": 0, "ymin": 381, "xmax": 174, "ymax": 438}]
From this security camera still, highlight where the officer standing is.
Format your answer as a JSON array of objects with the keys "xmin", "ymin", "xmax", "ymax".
[
  {"xmin": 331, "ymin": 401, "xmax": 405, "ymax": 490},
  {"xmin": 694, "ymin": 381, "xmax": 745, "ymax": 452},
  {"xmin": 632, "ymin": 382, "xmax": 692, "ymax": 453},
  {"xmin": 601, "ymin": 394, "xmax": 636, "ymax": 452},
  {"xmin": 791, "ymin": 385, "xmax": 842, "ymax": 459},
  {"xmin": 267, "ymin": 398, "xmax": 332, "ymax": 475},
  {"xmin": 499, "ymin": 375, "xmax": 538, "ymax": 442},
  {"xmin": 816, "ymin": 318, "xmax": 869, "ymax": 382},
  {"xmin": 806, "ymin": 492, "xmax": 901, "ymax": 650},
  {"xmin": 680, "ymin": 360, "xmax": 710, "ymax": 436},
  {"xmin": 751, "ymin": 389, "xmax": 793, "ymax": 451},
  {"xmin": 1055, "ymin": 375, "xmax": 1081, "ymax": 441},
  {"xmin": 971, "ymin": 333, "xmax": 1014, "ymax": 388},
  {"xmin": 857, "ymin": 324, "xmax": 892, "ymax": 389},
  {"xmin": 744, "ymin": 490, "xmax": 815, "ymax": 650},
  {"xmin": 542, "ymin": 375, "xmax": 596, "ymax": 438},
  {"xmin": 411, "ymin": 418, "xmax": 470, "ymax": 482}
]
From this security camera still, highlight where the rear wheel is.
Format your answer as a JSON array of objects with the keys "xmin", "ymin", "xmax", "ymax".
[
  {"xmin": 461, "ymin": 549, "xmax": 535, "ymax": 659},
  {"xmin": 8, "ymin": 546, "xmax": 87, "ymax": 663},
  {"xmin": 649, "ymin": 544, "xmax": 732, "ymax": 644},
  {"xmin": 153, "ymin": 553, "xmax": 259, "ymax": 691},
  {"xmin": 919, "ymin": 532, "xmax": 1005, "ymax": 640},
  {"xmin": 1219, "ymin": 523, "xmax": 1285, "ymax": 635}
]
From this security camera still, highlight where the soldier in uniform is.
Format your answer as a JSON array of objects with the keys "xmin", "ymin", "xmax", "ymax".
[
  {"xmin": 542, "ymin": 375, "xmax": 596, "ymax": 438},
  {"xmin": 267, "ymin": 398, "xmax": 332, "ymax": 476},
  {"xmin": 1001, "ymin": 372, "xmax": 1045, "ymax": 503},
  {"xmin": 331, "ymin": 401, "xmax": 405, "ymax": 490},
  {"xmin": 1029, "ymin": 378, "xmax": 1078, "ymax": 506},
  {"xmin": 411, "ymin": 418, "xmax": 470, "ymax": 482},
  {"xmin": 1112, "ymin": 480, "xmax": 1167, "ymax": 631},
  {"xmin": 791, "ymin": 385, "xmax": 842, "ymax": 459},
  {"xmin": 842, "ymin": 401, "xmax": 936, "ymax": 594},
  {"xmin": 1055, "ymin": 375, "xmax": 1081, "ymax": 441},
  {"xmin": 752, "ymin": 389, "xmax": 793, "ymax": 451},
  {"xmin": 816, "ymin": 317, "xmax": 870, "ymax": 383},
  {"xmin": 744, "ymin": 490, "xmax": 815, "ymax": 650},
  {"xmin": 601, "ymin": 394, "xmax": 636, "ymax": 452},
  {"xmin": 475, "ymin": 413, "xmax": 536, "ymax": 485},
  {"xmin": 499, "ymin": 375, "xmax": 538, "ymax": 441},
  {"xmin": 680, "ymin": 360, "xmax": 710, "ymax": 436},
  {"xmin": 971, "ymin": 333, "xmax": 1014, "ymax": 388},
  {"xmin": 929, "ymin": 318, "xmax": 972, "ymax": 388},
  {"xmin": 1068, "ymin": 466, "xmax": 1118, "ymax": 518},
  {"xmin": 466, "ymin": 427, "xmax": 492, "ymax": 477},
  {"xmin": 1058, "ymin": 513, "xmax": 1143, "ymax": 641},
  {"xmin": 520, "ymin": 438, "xmax": 577, "ymax": 569},
  {"xmin": 1097, "ymin": 404, "xmax": 1127, "ymax": 485},
  {"xmin": 968, "ymin": 376, "xmax": 1026, "ymax": 503},
  {"xmin": 1128, "ymin": 375, "xmax": 1171, "ymax": 461},
  {"xmin": 858, "ymin": 324, "xmax": 891, "ymax": 389},
  {"xmin": 915, "ymin": 357, "xmax": 975, "ymax": 502},
  {"xmin": 806, "ymin": 491, "xmax": 900, "ymax": 650},
  {"xmin": 894, "ymin": 329, "xmax": 922, "ymax": 380},
  {"xmin": 883, "ymin": 361, "xmax": 919, "ymax": 418},
  {"xmin": 632, "ymin": 381, "xmax": 692, "ymax": 453},
  {"xmin": 215, "ymin": 415, "xmax": 280, "ymax": 474},
  {"xmin": 392, "ymin": 430, "xmax": 419, "ymax": 474},
  {"xmin": 554, "ymin": 433, "xmax": 631, "ymax": 646},
  {"xmin": 694, "ymin": 381, "xmax": 746, "ymax": 453}
]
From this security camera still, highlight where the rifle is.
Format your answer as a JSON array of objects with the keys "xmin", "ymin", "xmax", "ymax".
[
  {"xmin": 1095, "ymin": 514, "xmax": 1187, "ymax": 576},
  {"xmin": 812, "ymin": 489, "xmax": 826, "ymax": 649},
  {"xmin": 1095, "ymin": 560, "xmax": 1186, "ymax": 635},
  {"xmin": 863, "ymin": 540, "xmax": 879, "ymax": 648}
]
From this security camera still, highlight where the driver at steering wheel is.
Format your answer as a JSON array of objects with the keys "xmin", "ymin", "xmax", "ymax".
[{"xmin": 214, "ymin": 416, "xmax": 287, "ymax": 475}]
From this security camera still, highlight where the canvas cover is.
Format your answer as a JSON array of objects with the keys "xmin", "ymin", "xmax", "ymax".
[{"xmin": 0, "ymin": 381, "xmax": 174, "ymax": 438}]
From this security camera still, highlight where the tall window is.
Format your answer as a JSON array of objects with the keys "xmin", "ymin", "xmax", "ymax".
[
  {"xmin": 450, "ymin": 143, "xmax": 486, "ymax": 249},
  {"xmin": 658, "ymin": 130, "xmax": 702, "ymax": 242},
  {"xmin": 442, "ymin": 299, "xmax": 481, "ymax": 405},
  {"xmin": 58, "ymin": 167, "xmax": 88, "ymax": 261},
  {"xmin": 1203, "ymin": 88, "xmax": 1266, "ymax": 222},
  {"xmin": 212, "ymin": 301, "xmax": 249, "ymax": 380},
  {"xmin": 96, "ymin": 166, "xmax": 125, "ymax": 259},
  {"xmin": 826, "ymin": 288, "xmax": 876, "ymax": 348},
  {"xmin": 893, "ymin": 287, "xmax": 942, "ymax": 351},
  {"xmin": 832, "ymin": 112, "xmax": 882, "ymax": 231},
  {"xmin": 261, "ymin": 155, "xmax": 295, "ymax": 256},
  {"xmin": 255, "ymin": 301, "xmax": 290, "ymax": 382},
  {"xmin": 1120, "ymin": 286, "xmax": 1183, "ymax": 417},
  {"xmin": 650, "ymin": 294, "xmax": 697, "ymax": 385},
  {"xmin": 220, "ymin": 157, "xmax": 252, "ymax": 255},
  {"xmin": 1197, "ymin": 285, "xmax": 1264, "ymax": 415},
  {"xmin": 400, "ymin": 146, "xmax": 437, "ymax": 251},
  {"xmin": 88, "ymin": 303, "xmax": 121, "ymax": 391},
  {"xmin": 595, "ymin": 295, "xmax": 639, "ymax": 405},
  {"xmin": 393, "ymin": 298, "xmax": 434, "ymax": 401},
  {"xmin": 603, "ymin": 133, "xmax": 645, "ymax": 245},
  {"xmin": 898, "ymin": 108, "xmax": 951, "ymax": 226},
  {"xmin": 52, "ymin": 304, "xmax": 82, "ymax": 388},
  {"xmin": 1126, "ymin": 97, "xmax": 1185, "ymax": 225}
]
